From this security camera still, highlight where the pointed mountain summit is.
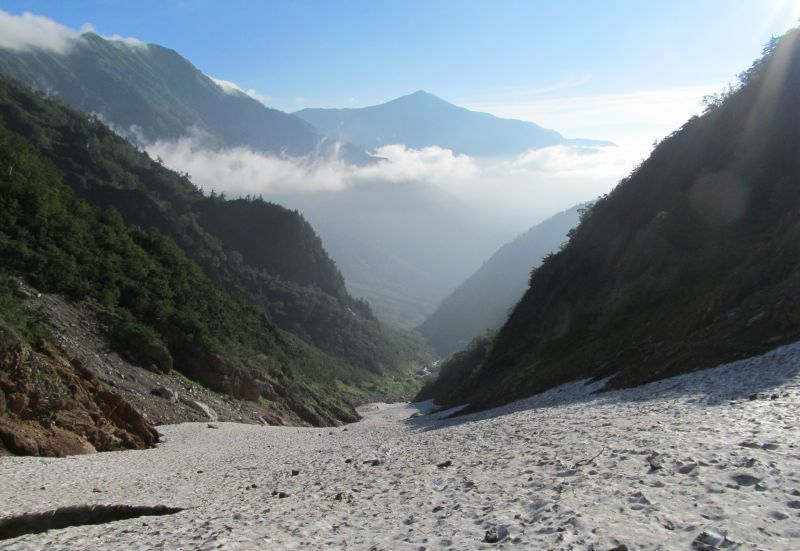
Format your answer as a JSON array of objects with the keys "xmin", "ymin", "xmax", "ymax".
[{"xmin": 296, "ymin": 91, "xmax": 613, "ymax": 156}]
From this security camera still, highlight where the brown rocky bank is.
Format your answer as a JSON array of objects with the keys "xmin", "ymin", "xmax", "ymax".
[{"xmin": 0, "ymin": 324, "xmax": 158, "ymax": 457}]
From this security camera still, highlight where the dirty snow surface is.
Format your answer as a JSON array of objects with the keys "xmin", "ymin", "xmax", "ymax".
[{"xmin": 2, "ymin": 344, "xmax": 800, "ymax": 550}]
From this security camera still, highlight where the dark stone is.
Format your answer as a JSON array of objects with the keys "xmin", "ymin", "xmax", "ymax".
[
  {"xmin": 646, "ymin": 452, "xmax": 663, "ymax": 473},
  {"xmin": 150, "ymin": 386, "xmax": 177, "ymax": 402},
  {"xmin": 483, "ymin": 526, "xmax": 508, "ymax": 544},
  {"xmin": 691, "ymin": 528, "xmax": 730, "ymax": 549},
  {"xmin": 363, "ymin": 459, "xmax": 381, "ymax": 467},
  {"xmin": 437, "ymin": 460, "xmax": 452, "ymax": 468},
  {"xmin": 6, "ymin": 393, "xmax": 28, "ymax": 414},
  {"xmin": 730, "ymin": 473, "xmax": 760, "ymax": 486},
  {"xmin": 278, "ymin": 492, "xmax": 289, "ymax": 499},
  {"xmin": 291, "ymin": 469, "xmax": 300, "ymax": 476},
  {"xmin": 111, "ymin": 323, "xmax": 173, "ymax": 374},
  {"xmin": 0, "ymin": 426, "xmax": 39, "ymax": 455}
]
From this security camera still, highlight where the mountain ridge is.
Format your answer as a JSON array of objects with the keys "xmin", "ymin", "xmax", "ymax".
[
  {"xmin": 0, "ymin": 32, "xmax": 371, "ymax": 162},
  {"xmin": 296, "ymin": 90, "xmax": 614, "ymax": 156}
]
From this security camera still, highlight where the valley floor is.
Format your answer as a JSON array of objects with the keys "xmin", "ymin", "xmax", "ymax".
[{"xmin": 1, "ymin": 344, "xmax": 800, "ymax": 550}]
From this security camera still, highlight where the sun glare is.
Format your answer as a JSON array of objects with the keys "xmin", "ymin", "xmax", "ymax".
[{"xmin": 770, "ymin": 0, "xmax": 800, "ymax": 26}]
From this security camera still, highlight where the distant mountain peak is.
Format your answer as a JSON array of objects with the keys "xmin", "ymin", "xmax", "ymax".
[
  {"xmin": 296, "ymin": 90, "xmax": 612, "ymax": 156},
  {"xmin": 393, "ymin": 89, "xmax": 451, "ymax": 105}
]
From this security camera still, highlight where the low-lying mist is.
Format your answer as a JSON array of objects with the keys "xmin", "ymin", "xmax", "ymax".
[
  {"xmin": 147, "ymin": 134, "xmax": 641, "ymax": 327},
  {"xmin": 148, "ymin": 133, "xmax": 638, "ymax": 232}
]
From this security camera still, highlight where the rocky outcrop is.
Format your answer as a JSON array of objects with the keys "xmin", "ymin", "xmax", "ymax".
[
  {"xmin": 0, "ymin": 324, "xmax": 158, "ymax": 457},
  {"xmin": 107, "ymin": 317, "xmax": 173, "ymax": 375}
]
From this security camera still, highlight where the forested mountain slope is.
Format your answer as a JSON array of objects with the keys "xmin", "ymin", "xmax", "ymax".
[
  {"xmin": 0, "ymin": 75, "xmax": 427, "ymax": 427},
  {"xmin": 432, "ymin": 30, "xmax": 800, "ymax": 411}
]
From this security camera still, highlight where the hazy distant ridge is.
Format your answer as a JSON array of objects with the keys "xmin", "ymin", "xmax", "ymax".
[{"xmin": 296, "ymin": 90, "xmax": 614, "ymax": 156}]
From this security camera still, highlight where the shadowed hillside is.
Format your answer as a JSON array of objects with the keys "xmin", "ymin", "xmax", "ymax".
[
  {"xmin": 421, "ymin": 205, "xmax": 583, "ymax": 355},
  {"xmin": 429, "ymin": 29, "xmax": 800, "ymax": 411}
]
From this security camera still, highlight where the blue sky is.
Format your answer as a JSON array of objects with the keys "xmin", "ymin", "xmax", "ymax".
[{"xmin": 2, "ymin": 0, "xmax": 799, "ymax": 146}]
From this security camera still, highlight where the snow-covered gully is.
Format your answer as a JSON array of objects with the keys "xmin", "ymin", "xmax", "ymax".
[{"xmin": 2, "ymin": 343, "xmax": 799, "ymax": 550}]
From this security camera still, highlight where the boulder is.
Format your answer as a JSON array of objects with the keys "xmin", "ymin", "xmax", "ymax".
[
  {"xmin": 0, "ymin": 424, "xmax": 39, "ymax": 455},
  {"xmin": 150, "ymin": 386, "xmax": 178, "ymax": 402},
  {"xmin": 6, "ymin": 392, "xmax": 28, "ymax": 414},
  {"xmin": 180, "ymin": 398, "xmax": 217, "ymax": 421},
  {"xmin": 110, "ymin": 322, "xmax": 173, "ymax": 374}
]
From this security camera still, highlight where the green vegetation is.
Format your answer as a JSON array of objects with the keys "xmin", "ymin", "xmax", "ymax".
[
  {"xmin": 0, "ymin": 73, "xmax": 428, "ymax": 377},
  {"xmin": 0, "ymin": 119, "xmax": 365, "ymax": 422},
  {"xmin": 0, "ymin": 74, "xmax": 433, "ymax": 422},
  {"xmin": 416, "ymin": 332, "xmax": 494, "ymax": 404},
  {"xmin": 0, "ymin": 277, "xmax": 50, "ymax": 346},
  {"xmin": 431, "ymin": 29, "xmax": 800, "ymax": 412}
]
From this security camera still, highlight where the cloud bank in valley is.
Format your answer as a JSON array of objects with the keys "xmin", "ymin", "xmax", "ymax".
[
  {"xmin": 0, "ymin": 10, "xmax": 145, "ymax": 53},
  {"xmin": 147, "ymin": 134, "xmax": 638, "ymax": 233}
]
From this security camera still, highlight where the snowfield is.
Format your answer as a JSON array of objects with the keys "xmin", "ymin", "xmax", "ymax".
[{"xmin": 1, "ymin": 343, "xmax": 800, "ymax": 550}]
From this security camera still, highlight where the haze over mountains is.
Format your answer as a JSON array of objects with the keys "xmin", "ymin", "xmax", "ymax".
[
  {"xmin": 0, "ymin": 28, "xmax": 621, "ymax": 328},
  {"xmin": 296, "ymin": 90, "xmax": 614, "ymax": 157},
  {"xmin": 421, "ymin": 204, "xmax": 584, "ymax": 355}
]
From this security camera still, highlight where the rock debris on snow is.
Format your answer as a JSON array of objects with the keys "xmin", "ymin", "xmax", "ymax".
[{"xmin": 1, "ymin": 342, "xmax": 800, "ymax": 549}]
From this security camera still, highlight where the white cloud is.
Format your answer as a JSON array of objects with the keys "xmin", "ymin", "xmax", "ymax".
[
  {"xmin": 0, "ymin": 10, "xmax": 79, "ymax": 53},
  {"xmin": 146, "ymin": 130, "xmax": 637, "ymax": 234},
  {"xmin": 357, "ymin": 145, "xmax": 478, "ymax": 185},
  {"xmin": 244, "ymin": 88, "xmax": 271, "ymax": 104},
  {"xmin": 0, "ymin": 11, "xmax": 147, "ymax": 54},
  {"xmin": 210, "ymin": 77, "xmax": 245, "ymax": 95},
  {"xmin": 102, "ymin": 33, "xmax": 147, "ymax": 49},
  {"xmin": 145, "ymin": 135, "xmax": 478, "ymax": 195},
  {"xmin": 210, "ymin": 77, "xmax": 271, "ymax": 105}
]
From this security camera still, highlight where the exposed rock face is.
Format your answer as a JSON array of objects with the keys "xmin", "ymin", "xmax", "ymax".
[{"xmin": 0, "ymin": 324, "xmax": 158, "ymax": 457}]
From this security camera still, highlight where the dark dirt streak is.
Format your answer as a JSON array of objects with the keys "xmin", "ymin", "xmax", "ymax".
[{"xmin": 0, "ymin": 504, "xmax": 184, "ymax": 540}]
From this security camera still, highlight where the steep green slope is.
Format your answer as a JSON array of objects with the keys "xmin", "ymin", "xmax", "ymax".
[
  {"xmin": 0, "ymin": 33, "xmax": 329, "ymax": 157},
  {"xmin": 0, "ymin": 74, "xmax": 414, "ymax": 376},
  {"xmin": 0, "ymin": 122, "xmax": 362, "ymax": 425},
  {"xmin": 421, "ymin": 205, "xmax": 583, "ymax": 355},
  {"xmin": 437, "ymin": 30, "xmax": 800, "ymax": 411},
  {"xmin": 296, "ymin": 90, "xmax": 612, "ymax": 156}
]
